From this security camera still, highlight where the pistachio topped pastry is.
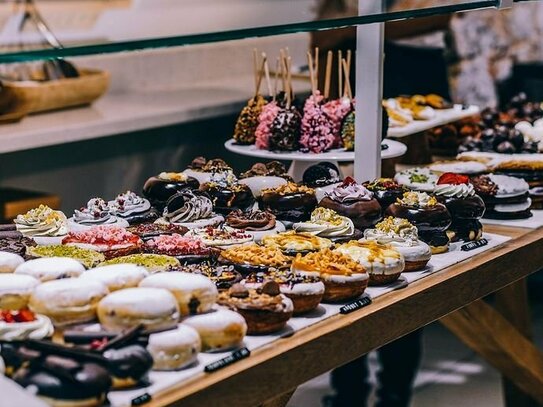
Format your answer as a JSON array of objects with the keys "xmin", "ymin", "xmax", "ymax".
[
  {"xmin": 99, "ymin": 253, "xmax": 180, "ymax": 273},
  {"xmin": 26, "ymin": 245, "xmax": 105, "ymax": 269},
  {"xmin": 15, "ymin": 205, "xmax": 67, "ymax": 237}
]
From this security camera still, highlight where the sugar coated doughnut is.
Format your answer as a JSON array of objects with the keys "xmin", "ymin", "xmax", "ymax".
[
  {"xmin": 0, "ymin": 274, "xmax": 40, "ymax": 310},
  {"xmin": 0, "ymin": 252, "xmax": 25, "ymax": 273},
  {"xmin": 15, "ymin": 257, "xmax": 85, "ymax": 282},
  {"xmin": 148, "ymin": 325, "xmax": 201, "ymax": 370},
  {"xmin": 80, "ymin": 264, "xmax": 149, "ymax": 292}
]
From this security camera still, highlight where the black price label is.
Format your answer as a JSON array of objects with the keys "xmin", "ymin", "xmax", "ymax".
[
  {"xmin": 204, "ymin": 347, "xmax": 250, "ymax": 373},
  {"xmin": 461, "ymin": 238, "xmax": 488, "ymax": 252},
  {"xmin": 131, "ymin": 392, "xmax": 152, "ymax": 406},
  {"xmin": 340, "ymin": 297, "xmax": 372, "ymax": 314}
]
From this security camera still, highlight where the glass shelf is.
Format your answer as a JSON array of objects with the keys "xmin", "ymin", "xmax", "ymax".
[{"xmin": 0, "ymin": 0, "xmax": 501, "ymax": 62}]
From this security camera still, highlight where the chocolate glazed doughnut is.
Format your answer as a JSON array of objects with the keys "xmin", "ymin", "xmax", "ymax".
[
  {"xmin": 143, "ymin": 172, "xmax": 200, "ymax": 210},
  {"xmin": 319, "ymin": 197, "xmax": 382, "ymax": 230}
]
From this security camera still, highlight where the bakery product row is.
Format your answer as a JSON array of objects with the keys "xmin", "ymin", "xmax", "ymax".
[
  {"xmin": 232, "ymin": 48, "xmax": 451, "ymax": 153},
  {"xmin": 0, "ymin": 156, "xmax": 498, "ymax": 406}
]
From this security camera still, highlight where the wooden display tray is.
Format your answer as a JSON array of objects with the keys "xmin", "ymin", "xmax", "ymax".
[
  {"xmin": 138, "ymin": 224, "xmax": 543, "ymax": 407},
  {"xmin": 0, "ymin": 68, "xmax": 109, "ymax": 123}
]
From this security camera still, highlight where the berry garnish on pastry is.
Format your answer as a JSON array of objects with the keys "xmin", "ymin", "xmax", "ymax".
[
  {"xmin": 143, "ymin": 233, "xmax": 216, "ymax": 264},
  {"xmin": 108, "ymin": 191, "xmax": 158, "ymax": 225},
  {"xmin": 69, "ymin": 198, "xmax": 129, "ymax": 231}
]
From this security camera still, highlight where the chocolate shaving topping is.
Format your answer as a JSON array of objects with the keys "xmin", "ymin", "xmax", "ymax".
[
  {"xmin": 470, "ymin": 175, "xmax": 498, "ymax": 196},
  {"xmin": 226, "ymin": 209, "xmax": 276, "ymax": 231}
]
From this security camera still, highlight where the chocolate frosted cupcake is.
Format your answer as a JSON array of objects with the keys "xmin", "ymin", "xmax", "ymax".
[
  {"xmin": 386, "ymin": 192, "xmax": 452, "ymax": 253},
  {"xmin": 364, "ymin": 178, "xmax": 409, "ymax": 210},
  {"xmin": 434, "ymin": 173, "xmax": 485, "ymax": 242},
  {"xmin": 199, "ymin": 171, "xmax": 255, "ymax": 215},
  {"xmin": 108, "ymin": 191, "xmax": 158, "ymax": 225},
  {"xmin": 319, "ymin": 177, "xmax": 382, "ymax": 230},
  {"xmin": 260, "ymin": 182, "xmax": 318, "ymax": 223},
  {"xmin": 268, "ymin": 106, "xmax": 302, "ymax": 151},
  {"xmin": 143, "ymin": 172, "xmax": 199, "ymax": 211}
]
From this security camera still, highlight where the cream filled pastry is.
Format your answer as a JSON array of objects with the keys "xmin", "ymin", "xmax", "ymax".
[
  {"xmin": 0, "ymin": 274, "xmax": 40, "ymax": 310},
  {"xmin": 0, "ymin": 251, "xmax": 25, "ymax": 273},
  {"xmin": 147, "ymin": 324, "xmax": 201, "ymax": 370},
  {"xmin": 29, "ymin": 278, "xmax": 109, "ymax": 326},
  {"xmin": 293, "ymin": 207, "xmax": 356, "ymax": 241},
  {"xmin": 363, "ymin": 217, "xmax": 431, "ymax": 271},
  {"xmin": 394, "ymin": 168, "xmax": 439, "ymax": 192},
  {"xmin": 319, "ymin": 178, "xmax": 382, "ymax": 230},
  {"xmin": 187, "ymin": 226, "xmax": 253, "ymax": 248},
  {"xmin": 261, "ymin": 230, "xmax": 333, "ymax": 255},
  {"xmin": 15, "ymin": 257, "xmax": 85, "ymax": 282},
  {"xmin": 335, "ymin": 241, "xmax": 405, "ymax": 285},
  {"xmin": 97, "ymin": 287, "xmax": 180, "ymax": 333},
  {"xmin": 108, "ymin": 190, "xmax": 157, "ymax": 225},
  {"xmin": 69, "ymin": 198, "xmax": 129, "ymax": 231},
  {"xmin": 62, "ymin": 226, "xmax": 143, "ymax": 260},
  {"xmin": 0, "ymin": 309, "xmax": 54, "ymax": 341},
  {"xmin": 144, "ymin": 233, "xmax": 215, "ymax": 263},
  {"xmin": 159, "ymin": 190, "xmax": 224, "ymax": 228},
  {"xmin": 14, "ymin": 205, "xmax": 67, "ymax": 244},
  {"xmin": 140, "ymin": 272, "xmax": 218, "ymax": 316},
  {"xmin": 80, "ymin": 264, "xmax": 149, "ymax": 292}
]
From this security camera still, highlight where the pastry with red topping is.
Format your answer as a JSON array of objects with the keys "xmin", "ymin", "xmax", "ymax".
[
  {"xmin": 144, "ymin": 233, "xmax": 216, "ymax": 264},
  {"xmin": 62, "ymin": 226, "xmax": 143, "ymax": 260},
  {"xmin": 0, "ymin": 308, "xmax": 54, "ymax": 341},
  {"xmin": 434, "ymin": 173, "xmax": 485, "ymax": 241}
]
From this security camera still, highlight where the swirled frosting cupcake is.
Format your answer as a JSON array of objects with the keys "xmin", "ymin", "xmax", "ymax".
[
  {"xmin": 363, "ymin": 217, "xmax": 431, "ymax": 271},
  {"xmin": 318, "ymin": 177, "xmax": 382, "ymax": 230},
  {"xmin": 108, "ymin": 191, "xmax": 157, "ymax": 225},
  {"xmin": 69, "ymin": 198, "xmax": 128, "ymax": 231},
  {"xmin": 15, "ymin": 205, "xmax": 68, "ymax": 245},
  {"xmin": 293, "ymin": 207, "xmax": 357, "ymax": 242},
  {"xmin": 434, "ymin": 173, "xmax": 485, "ymax": 242},
  {"xmin": 159, "ymin": 191, "xmax": 223, "ymax": 228}
]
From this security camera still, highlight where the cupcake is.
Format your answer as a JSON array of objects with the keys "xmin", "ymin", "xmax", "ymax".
[
  {"xmin": 68, "ymin": 198, "xmax": 129, "ymax": 232},
  {"xmin": 394, "ymin": 168, "xmax": 438, "ymax": 192},
  {"xmin": 14, "ymin": 205, "xmax": 68, "ymax": 245},
  {"xmin": 293, "ymin": 207, "xmax": 359, "ymax": 242},
  {"xmin": 434, "ymin": 173, "xmax": 485, "ymax": 242},
  {"xmin": 243, "ymin": 269, "xmax": 324, "ymax": 315},
  {"xmin": 363, "ymin": 178, "xmax": 409, "ymax": 210},
  {"xmin": 199, "ymin": 171, "xmax": 255, "ymax": 215},
  {"xmin": 291, "ymin": 249, "xmax": 368, "ymax": 302},
  {"xmin": 144, "ymin": 233, "xmax": 217, "ymax": 264},
  {"xmin": 318, "ymin": 177, "xmax": 382, "ymax": 230},
  {"xmin": 260, "ymin": 182, "xmax": 318, "ymax": 224},
  {"xmin": 142, "ymin": 172, "xmax": 199, "ymax": 211},
  {"xmin": 108, "ymin": 191, "xmax": 158, "ymax": 225},
  {"xmin": 159, "ymin": 190, "xmax": 224, "ymax": 228},
  {"xmin": 386, "ymin": 192, "xmax": 452, "ymax": 254},
  {"xmin": 302, "ymin": 162, "xmax": 343, "ymax": 201},
  {"xmin": 335, "ymin": 241, "xmax": 405, "ymax": 285},
  {"xmin": 363, "ymin": 217, "xmax": 431, "ymax": 271},
  {"xmin": 217, "ymin": 282, "xmax": 293, "ymax": 334}
]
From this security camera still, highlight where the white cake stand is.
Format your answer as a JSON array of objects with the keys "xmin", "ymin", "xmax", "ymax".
[{"xmin": 224, "ymin": 138, "xmax": 407, "ymax": 181}]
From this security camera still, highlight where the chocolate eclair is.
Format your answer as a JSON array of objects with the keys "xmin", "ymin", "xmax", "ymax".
[
  {"xmin": 226, "ymin": 209, "xmax": 277, "ymax": 231},
  {"xmin": 143, "ymin": 171, "xmax": 200, "ymax": 211},
  {"xmin": 199, "ymin": 171, "xmax": 255, "ymax": 215},
  {"xmin": 260, "ymin": 182, "xmax": 318, "ymax": 223},
  {"xmin": 319, "ymin": 177, "xmax": 382, "ymax": 230}
]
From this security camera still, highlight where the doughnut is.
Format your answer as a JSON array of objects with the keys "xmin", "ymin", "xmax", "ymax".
[
  {"xmin": 102, "ymin": 344, "xmax": 153, "ymax": 388},
  {"xmin": 147, "ymin": 325, "xmax": 201, "ymax": 370},
  {"xmin": 139, "ymin": 272, "xmax": 218, "ymax": 316},
  {"xmin": 79, "ymin": 264, "xmax": 149, "ymax": 292},
  {"xmin": 0, "ymin": 274, "xmax": 40, "ymax": 310},
  {"xmin": 14, "ymin": 257, "xmax": 85, "ymax": 282},
  {"xmin": 97, "ymin": 287, "xmax": 179, "ymax": 333},
  {"xmin": 0, "ymin": 252, "xmax": 25, "ymax": 273},
  {"xmin": 183, "ymin": 308, "xmax": 247, "ymax": 352},
  {"xmin": 29, "ymin": 279, "xmax": 108, "ymax": 326}
]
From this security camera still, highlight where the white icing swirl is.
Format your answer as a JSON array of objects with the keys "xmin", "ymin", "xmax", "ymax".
[
  {"xmin": 294, "ymin": 208, "xmax": 354, "ymax": 237},
  {"xmin": 73, "ymin": 198, "xmax": 114, "ymax": 225},
  {"xmin": 434, "ymin": 183, "xmax": 475, "ymax": 198},
  {"xmin": 15, "ymin": 205, "xmax": 67, "ymax": 237},
  {"xmin": 164, "ymin": 193, "xmax": 213, "ymax": 223},
  {"xmin": 326, "ymin": 183, "xmax": 373, "ymax": 202},
  {"xmin": 109, "ymin": 191, "xmax": 151, "ymax": 217},
  {"xmin": 0, "ymin": 315, "xmax": 54, "ymax": 341}
]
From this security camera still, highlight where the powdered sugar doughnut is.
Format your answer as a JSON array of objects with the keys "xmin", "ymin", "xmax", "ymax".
[
  {"xmin": 0, "ymin": 274, "xmax": 40, "ymax": 310},
  {"xmin": 183, "ymin": 308, "xmax": 247, "ymax": 352},
  {"xmin": 80, "ymin": 264, "xmax": 149, "ymax": 292},
  {"xmin": 139, "ymin": 272, "xmax": 218, "ymax": 316},
  {"xmin": 15, "ymin": 257, "xmax": 85, "ymax": 282},
  {"xmin": 98, "ymin": 287, "xmax": 179, "ymax": 333},
  {"xmin": 148, "ymin": 325, "xmax": 201, "ymax": 370},
  {"xmin": 29, "ymin": 278, "xmax": 108, "ymax": 326},
  {"xmin": 0, "ymin": 252, "xmax": 25, "ymax": 273}
]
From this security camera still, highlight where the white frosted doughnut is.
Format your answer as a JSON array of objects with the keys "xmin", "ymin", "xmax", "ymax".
[
  {"xmin": 29, "ymin": 278, "xmax": 108, "ymax": 326},
  {"xmin": 80, "ymin": 264, "xmax": 149, "ymax": 292},
  {"xmin": 183, "ymin": 308, "xmax": 247, "ymax": 352},
  {"xmin": 147, "ymin": 324, "xmax": 201, "ymax": 371},
  {"xmin": 0, "ymin": 252, "xmax": 25, "ymax": 273},
  {"xmin": 15, "ymin": 257, "xmax": 85, "ymax": 282},
  {"xmin": 139, "ymin": 272, "xmax": 218, "ymax": 316},
  {"xmin": 0, "ymin": 274, "xmax": 40, "ymax": 310},
  {"xmin": 97, "ymin": 287, "xmax": 179, "ymax": 333}
]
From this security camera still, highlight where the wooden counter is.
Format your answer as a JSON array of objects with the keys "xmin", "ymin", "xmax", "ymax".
[{"xmin": 131, "ymin": 224, "xmax": 543, "ymax": 407}]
